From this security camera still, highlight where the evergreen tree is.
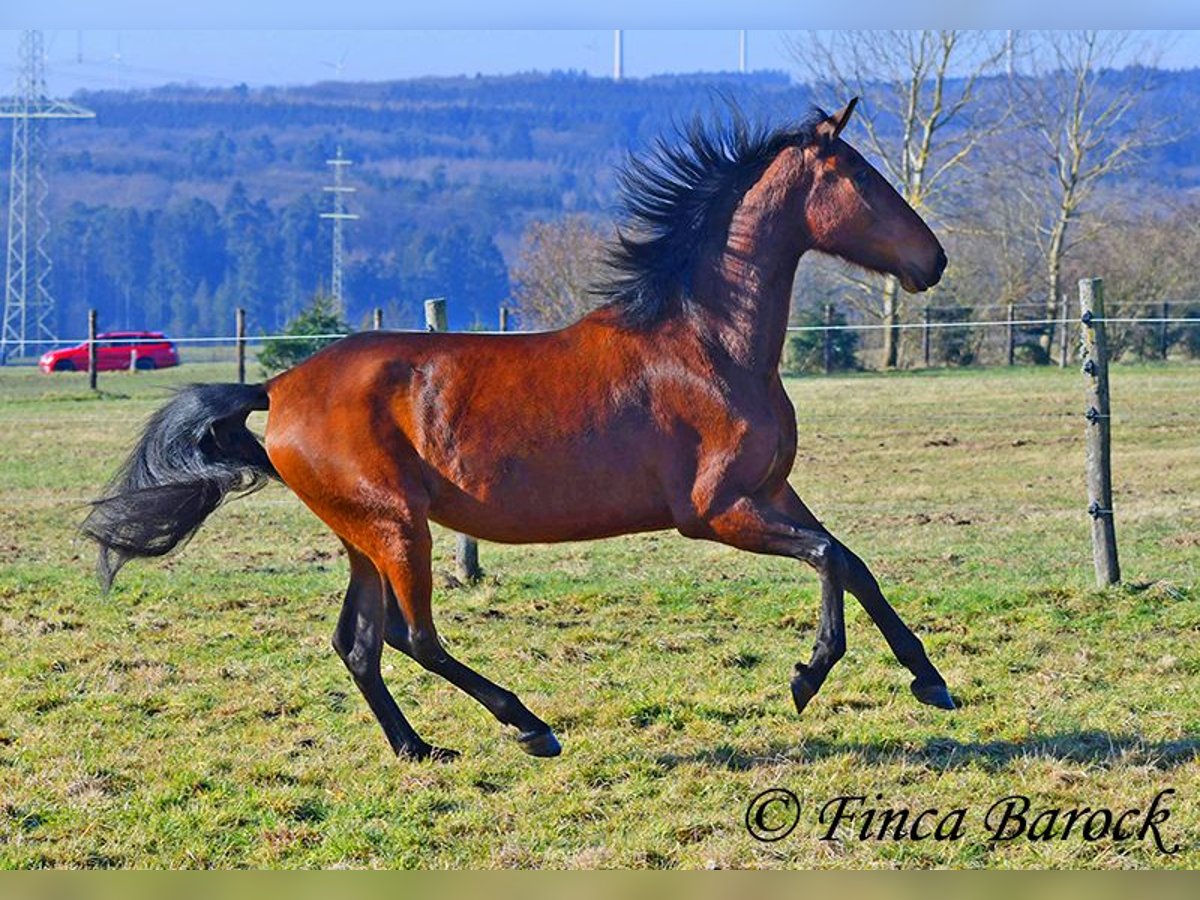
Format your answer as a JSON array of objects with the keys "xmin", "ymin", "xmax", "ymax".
[
  {"xmin": 222, "ymin": 182, "xmax": 283, "ymax": 332},
  {"xmin": 279, "ymin": 193, "xmax": 327, "ymax": 319},
  {"xmin": 257, "ymin": 293, "xmax": 350, "ymax": 376}
]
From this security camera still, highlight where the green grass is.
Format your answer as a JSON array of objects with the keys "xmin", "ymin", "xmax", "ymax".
[{"xmin": 0, "ymin": 360, "xmax": 1197, "ymax": 868}]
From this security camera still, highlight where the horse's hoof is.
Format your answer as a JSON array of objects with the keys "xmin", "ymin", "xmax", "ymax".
[
  {"xmin": 911, "ymin": 680, "xmax": 956, "ymax": 710},
  {"xmin": 791, "ymin": 665, "xmax": 819, "ymax": 716},
  {"xmin": 398, "ymin": 743, "xmax": 461, "ymax": 763},
  {"xmin": 517, "ymin": 728, "xmax": 562, "ymax": 758}
]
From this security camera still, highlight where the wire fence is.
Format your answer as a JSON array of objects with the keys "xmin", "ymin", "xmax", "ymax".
[
  {"xmin": 785, "ymin": 315, "xmax": 1200, "ymax": 332},
  {"xmin": 1, "ymin": 301, "xmax": 1199, "ymax": 377},
  {"xmin": 6, "ymin": 316, "xmax": 1200, "ymax": 345},
  {"xmin": 8, "ymin": 314, "xmax": 1200, "ymax": 345},
  {"xmin": 803, "ymin": 300, "xmax": 1200, "ymax": 371}
]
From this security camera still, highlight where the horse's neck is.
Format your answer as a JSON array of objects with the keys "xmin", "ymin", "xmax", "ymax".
[
  {"xmin": 693, "ymin": 186, "xmax": 809, "ymax": 376},
  {"xmin": 684, "ymin": 149, "xmax": 813, "ymax": 375}
]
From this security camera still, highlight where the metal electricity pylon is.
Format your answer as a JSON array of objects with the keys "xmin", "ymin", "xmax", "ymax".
[
  {"xmin": 319, "ymin": 146, "xmax": 358, "ymax": 311},
  {"xmin": 0, "ymin": 30, "xmax": 95, "ymax": 361}
]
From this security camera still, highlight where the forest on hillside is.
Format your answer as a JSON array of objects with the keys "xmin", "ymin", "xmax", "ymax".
[
  {"xmin": 5, "ymin": 35, "xmax": 1200, "ymax": 358},
  {"xmin": 18, "ymin": 71, "xmax": 813, "ymax": 336}
]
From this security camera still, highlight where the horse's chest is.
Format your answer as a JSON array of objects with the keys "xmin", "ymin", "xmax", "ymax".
[
  {"xmin": 717, "ymin": 390, "xmax": 798, "ymax": 495},
  {"xmin": 740, "ymin": 414, "xmax": 796, "ymax": 493}
]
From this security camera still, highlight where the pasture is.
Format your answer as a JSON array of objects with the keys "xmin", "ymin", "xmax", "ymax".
[{"xmin": 0, "ymin": 360, "xmax": 1197, "ymax": 868}]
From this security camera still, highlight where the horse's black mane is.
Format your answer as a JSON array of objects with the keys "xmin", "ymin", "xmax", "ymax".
[{"xmin": 596, "ymin": 106, "xmax": 828, "ymax": 328}]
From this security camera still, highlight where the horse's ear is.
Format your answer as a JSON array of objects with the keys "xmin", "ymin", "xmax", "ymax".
[{"xmin": 816, "ymin": 97, "xmax": 859, "ymax": 150}]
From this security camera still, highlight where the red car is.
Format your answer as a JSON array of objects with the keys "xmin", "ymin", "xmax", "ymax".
[{"xmin": 39, "ymin": 331, "xmax": 181, "ymax": 373}]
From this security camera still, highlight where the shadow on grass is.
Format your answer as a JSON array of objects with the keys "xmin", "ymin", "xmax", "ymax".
[{"xmin": 656, "ymin": 731, "xmax": 1200, "ymax": 774}]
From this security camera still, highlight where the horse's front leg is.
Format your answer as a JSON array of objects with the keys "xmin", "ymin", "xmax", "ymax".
[
  {"xmin": 771, "ymin": 486, "xmax": 955, "ymax": 710},
  {"xmin": 682, "ymin": 495, "xmax": 849, "ymax": 715}
]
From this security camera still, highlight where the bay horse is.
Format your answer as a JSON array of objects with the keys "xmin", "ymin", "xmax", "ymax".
[{"xmin": 83, "ymin": 99, "xmax": 953, "ymax": 761}]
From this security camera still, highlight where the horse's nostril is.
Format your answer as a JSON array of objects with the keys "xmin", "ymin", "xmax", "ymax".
[{"xmin": 935, "ymin": 249, "xmax": 948, "ymax": 276}]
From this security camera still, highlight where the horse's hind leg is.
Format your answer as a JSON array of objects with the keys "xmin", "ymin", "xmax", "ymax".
[
  {"xmin": 332, "ymin": 542, "xmax": 457, "ymax": 761},
  {"xmin": 372, "ymin": 512, "xmax": 562, "ymax": 758}
]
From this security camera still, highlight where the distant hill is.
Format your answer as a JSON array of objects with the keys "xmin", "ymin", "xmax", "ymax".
[{"xmin": 3, "ymin": 67, "xmax": 1198, "ymax": 338}]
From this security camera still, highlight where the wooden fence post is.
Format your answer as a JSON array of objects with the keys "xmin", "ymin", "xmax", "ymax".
[
  {"xmin": 1058, "ymin": 294, "xmax": 1069, "ymax": 368},
  {"xmin": 236, "ymin": 308, "xmax": 246, "ymax": 384},
  {"xmin": 424, "ymin": 297, "xmax": 447, "ymax": 333},
  {"xmin": 88, "ymin": 309, "xmax": 98, "ymax": 391},
  {"xmin": 424, "ymin": 297, "xmax": 483, "ymax": 585},
  {"xmin": 922, "ymin": 305, "xmax": 932, "ymax": 368},
  {"xmin": 499, "ymin": 305, "xmax": 509, "ymax": 333},
  {"xmin": 823, "ymin": 303, "xmax": 834, "ymax": 374},
  {"xmin": 1160, "ymin": 300, "xmax": 1170, "ymax": 360},
  {"xmin": 373, "ymin": 307, "xmax": 383, "ymax": 331},
  {"xmin": 1080, "ymin": 278, "xmax": 1120, "ymax": 587},
  {"xmin": 1006, "ymin": 303, "xmax": 1015, "ymax": 366}
]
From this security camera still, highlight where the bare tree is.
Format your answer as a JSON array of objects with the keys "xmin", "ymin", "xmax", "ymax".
[
  {"xmin": 509, "ymin": 215, "xmax": 610, "ymax": 329},
  {"xmin": 1016, "ymin": 30, "xmax": 1170, "ymax": 360},
  {"xmin": 1072, "ymin": 197, "xmax": 1200, "ymax": 359},
  {"xmin": 791, "ymin": 30, "xmax": 1008, "ymax": 367}
]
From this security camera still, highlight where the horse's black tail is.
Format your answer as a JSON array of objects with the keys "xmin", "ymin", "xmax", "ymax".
[{"xmin": 81, "ymin": 382, "xmax": 278, "ymax": 590}]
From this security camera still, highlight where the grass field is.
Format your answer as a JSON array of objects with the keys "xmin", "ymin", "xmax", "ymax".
[{"xmin": 0, "ymin": 359, "xmax": 1197, "ymax": 869}]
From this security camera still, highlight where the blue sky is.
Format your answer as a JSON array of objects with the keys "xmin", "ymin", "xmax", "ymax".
[
  {"xmin": 4, "ymin": 28, "xmax": 1200, "ymax": 97},
  {"xmin": 5, "ymin": 31, "xmax": 799, "ymax": 94},
  {"xmin": 5, "ymin": 3, "xmax": 1200, "ymax": 95},
  {"xmin": 7, "ymin": 1, "xmax": 1200, "ymax": 29}
]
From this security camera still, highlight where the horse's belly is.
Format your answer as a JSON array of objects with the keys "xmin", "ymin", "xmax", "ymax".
[{"xmin": 425, "ymin": 445, "xmax": 675, "ymax": 543}]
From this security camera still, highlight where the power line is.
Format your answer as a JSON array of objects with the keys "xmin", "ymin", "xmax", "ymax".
[
  {"xmin": 319, "ymin": 146, "xmax": 359, "ymax": 311},
  {"xmin": 0, "ymin": 30, "xmax": 95, "ymax": 363}
]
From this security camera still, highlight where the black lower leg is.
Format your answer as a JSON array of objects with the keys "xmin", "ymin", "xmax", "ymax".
[
  {"xmin": 408, "ymin": 631, "xmax": 561, "ymax": 757},
  {"xmin": 792, "ymin": 553, "xmax": 847, "ymax": 716},
  {"xmin": 334, "ymin": 585, "xmax": 457, "ymax": 761},
  {"xmin": 839, "ymin": 545, "xmax": 954, "ymax": 709},
  {"xmin": 348, "ymin": 669, "xmax": 447, "ymax": 760}
]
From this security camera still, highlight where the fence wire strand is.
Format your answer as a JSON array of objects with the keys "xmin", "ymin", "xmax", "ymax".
[{"xmin": 5, "ymin": 314, "xmax": 1200, "ymax": 350}]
